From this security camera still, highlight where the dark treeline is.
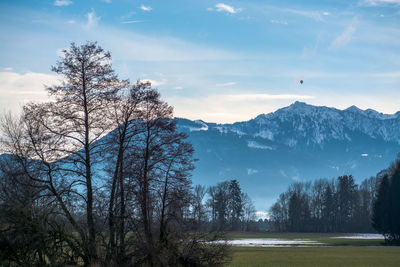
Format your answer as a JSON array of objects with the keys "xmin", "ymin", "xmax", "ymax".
[
  {"xmin": 0, "ymin": 42, "xmax": 230, "ymax": 267},
  {"xmin": 269, "ymin": 175, "xmax": 379, "ymax": 233},
  {"xmin": 372, "ymin": 158, "xmax": 400, "ymax": 244}
]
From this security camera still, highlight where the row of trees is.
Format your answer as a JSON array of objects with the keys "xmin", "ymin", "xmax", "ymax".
[
  {"xmin": 0, "ymin": 42, "xmax": 230, "ymax": 266},
  {"xmin": 269, "ymin": 175, "xmax": 378, "ymax": 233},
  {"xmin": 193, "ymin": 180, "xmax": 258, "ymax": 232}
]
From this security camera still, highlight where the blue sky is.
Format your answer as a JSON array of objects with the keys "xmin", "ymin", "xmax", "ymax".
[{"xmin": 0, "ymin": 0, "xmax": 399, "ymax": 123}]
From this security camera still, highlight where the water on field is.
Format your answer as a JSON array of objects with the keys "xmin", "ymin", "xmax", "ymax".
[
  {"xmin": 226, "ymin": 238, "xmax": 324, "ymax": 247},
  {"xmin": 331, "ymin": 234, "xmax": 384, "ymax": 239}
]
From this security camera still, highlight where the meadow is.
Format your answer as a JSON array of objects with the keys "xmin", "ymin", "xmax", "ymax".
[{"xmin": 226, "ymin": 233, "xmax": 400, "ymax": 267}]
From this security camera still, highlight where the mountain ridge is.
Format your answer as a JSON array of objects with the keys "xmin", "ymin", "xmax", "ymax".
[{"xmin": 176, "ymin": 102, "xmax": 400, "ymax": 210}]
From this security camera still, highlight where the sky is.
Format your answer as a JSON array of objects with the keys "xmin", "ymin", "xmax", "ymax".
[{"xmin": 0, "ymin": 0, "xmax": 399, "ymax": 123}]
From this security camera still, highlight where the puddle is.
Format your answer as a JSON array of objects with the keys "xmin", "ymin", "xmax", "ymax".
[{"xmin": 331, "ymin": 234, "xmax": 384, "ymax": 240}]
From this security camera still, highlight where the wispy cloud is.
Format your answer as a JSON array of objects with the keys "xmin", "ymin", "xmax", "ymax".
[
  {"xmin": 92, "ymin": 27, "xmax": 240, "ymax": 62},
  {"xmin": 285, "ymin": 8, "xmax": 324, "ymax": 21},
  {"xmin": 227, "ymin": 93, "xmax": 314, "ymax": 101},
  {"xmin": 370, "ymin": 71, "xmax": 400, "ymax": 78},
  {"xmin": 329, "ymin": 18, "xmax": 358, "ymax": 50},
  {"xmin": 209, "ymin": 3, "xmax": 242, "ymax": 14},
  {"xmin": 140, "ymin": 5, "xmax": 152, "ymax": 11},
  {"xmin": 216, "ymin": 81, "xmax": 237, "ymax": 87},
  {"xmin": 260, "ymin": 5, "xmax": 327, "ymax": 22},
  {"xmin": 359, "ymin": 0, "xmax": 400, "ymax": 6},
  {"xmin": 270, "ymin": 19, "xmax": 288, "ymax": 25},
  {"xmin": 85, "ymin": 9, "xmax": 100, "ymax": 30},
  {"xmin": 54, "ymin": 0, "xmax": 72, "ymax": 6},
  {"xmin": 121, "ymin": 20, "xmax": 144, "ymax": 24}
]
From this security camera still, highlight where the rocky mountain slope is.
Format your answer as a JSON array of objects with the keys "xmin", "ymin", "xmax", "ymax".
[{"xmin": 176, "ymin": 102, "xmax": 400, "ymax": 210}]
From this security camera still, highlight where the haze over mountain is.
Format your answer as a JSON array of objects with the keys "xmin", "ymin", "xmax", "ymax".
[{"xmin": 176, "ymin": 102, "xmax": 400, "ymax": 211}]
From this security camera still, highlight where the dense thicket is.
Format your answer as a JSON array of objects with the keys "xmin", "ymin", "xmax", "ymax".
[
  {"xmin": 269, "ymin": 175, "xmax": 379, "ymax": 233},
  {"xmin": 0, "ymin": 42, "xmax": 230, "ymax": 266},
  {"xmin": 372, "ymin": 158, "xmax": 400, "ymax": 244}
]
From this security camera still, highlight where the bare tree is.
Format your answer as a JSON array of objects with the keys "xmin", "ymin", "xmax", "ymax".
[{"xmin": 0, "ymin": 42, "xmax": 231, "ymax": 266}]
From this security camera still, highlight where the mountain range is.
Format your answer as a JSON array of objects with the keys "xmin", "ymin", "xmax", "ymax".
[
  {"xmin": 1, "ymin": 102, "xmax": 399, "ymax": 213},
  {"xmin": 176, "ymin": 102, "xmax": 400, "ymax": 211}
]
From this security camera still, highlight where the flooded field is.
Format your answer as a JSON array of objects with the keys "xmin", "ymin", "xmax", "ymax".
[
  {"xmin": 330, "ymin": 233, "xmax": 384, "ymax": 239},
  {"xmin": 227, "ymin": 238, "xmax": 324, "ymax": 247},
  {"xmin": 225, "ymin": 233, "xmax": 385, "ymax": 247}
]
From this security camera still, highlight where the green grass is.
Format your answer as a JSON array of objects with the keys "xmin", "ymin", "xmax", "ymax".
[{"xmin": 228, "ymin": 246, "xmax": 400, "ymax": 267}]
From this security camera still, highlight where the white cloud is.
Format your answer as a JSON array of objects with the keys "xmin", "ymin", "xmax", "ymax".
[
  {"xmin": 214, "ymin": 3, "xmax": 242, "ymax": 14},
  {"xmin": 174, "ymin": 86, "xmax": 183, "ymax": 90},
  {"xmin": 361, "ymin": 153, "xmax": 369, "ymax": 157},
  {"xmin": 3, "ymin": 67, "xmax": 13, "ymax": 71},
  {"xmin": 66, "ymin": 20, "xmax": 75, "ymax": 24},
  {"xmin": 140, "ymin": 5, "xmax": 152, "ymax": 11},
  {"xmin": 329, "ymin": 19, "xmax": 358, "ymax": 50},
  {"xmin": 54, "ymin": 0, "xmax": 72, "ymax": 6},
  {"xmin": 85, "ymin": 9, "xmax": 100, "ymax": 30},
  {"xmin": 216, "ymin": 81, "xmax": 236, "ymax": 87},
  {"xmin": 359, "ymin": 0, "xmax": 400, "ymax": 6},
  {"xmin": 0, "ymin": 71, "xmax": 59, "ymax": 115},
  {"xmin": 323, "ymin": 12, "xmax": 330, "ymax": 16}
]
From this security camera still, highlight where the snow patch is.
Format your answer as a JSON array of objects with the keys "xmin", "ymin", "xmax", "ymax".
[
  {"xmin": 247, "ymin": 140, "xmax": 273, "ymax": 150},
  {"xmin": 214, "ymin": 126, "xmax": 228, "ymax": 134},
  {"xmin": 254, "ymin": 130, "xmax": 274, "ymax": 140},
  {"xmin": 286, "ymin": 138, "xmax": 297, "ymax": 147}
]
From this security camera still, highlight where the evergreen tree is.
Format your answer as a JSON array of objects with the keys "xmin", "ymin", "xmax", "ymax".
[
  {"xmin": 388, "ymin": 161, "xmax": 400, "ymax": 242},
  {"xmin": 372, "ymin": 159, "xmax": 400, "ymax": 243},
  {"xmin": 228, "ymin": 179, "xmax": 243, "ymax": 230}
]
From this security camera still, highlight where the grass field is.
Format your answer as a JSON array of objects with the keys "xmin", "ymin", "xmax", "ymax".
[
  {"xmin": 225, "ymin": 233, "xmax": 400, "ymax": 267},
  {"xmin": 228, "ymin": 246, "xmax": 400, "ymax": 267}
]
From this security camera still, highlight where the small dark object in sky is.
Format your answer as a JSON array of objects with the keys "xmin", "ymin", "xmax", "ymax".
[{"xmin": 300, "ymin": 80, "xmax": 303, "ymax": 84}]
